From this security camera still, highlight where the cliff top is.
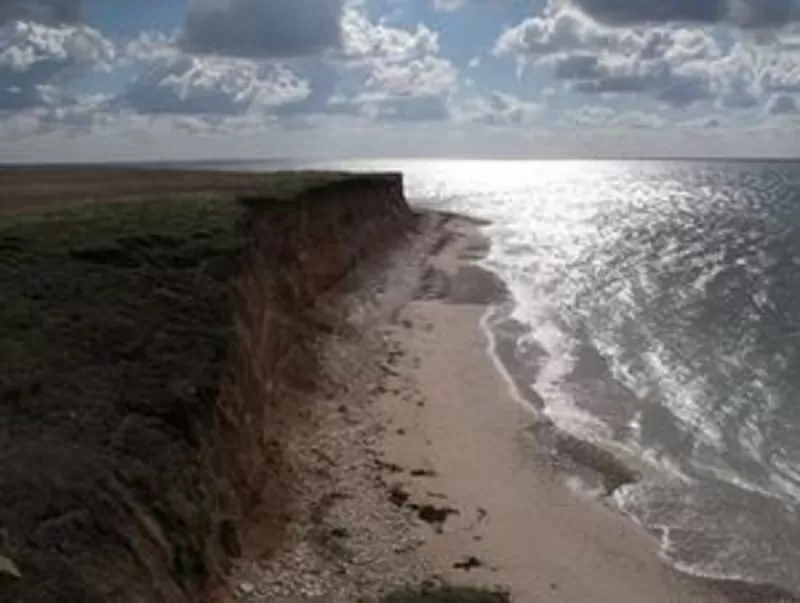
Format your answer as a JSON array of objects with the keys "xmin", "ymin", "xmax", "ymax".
[{"xmin": 0, "ymin": 169, "xmax": 400, "ymax": 213}]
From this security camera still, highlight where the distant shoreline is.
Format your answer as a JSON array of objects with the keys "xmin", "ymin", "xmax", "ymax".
[{"xmin": 2, "ymin": 156, "xmax": 800, "ymax": 171}]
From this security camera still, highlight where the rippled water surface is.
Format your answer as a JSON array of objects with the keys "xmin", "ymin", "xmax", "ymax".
[{"xmin": 311, "ymin": 159, "xmax": 800, "ymax": 592}]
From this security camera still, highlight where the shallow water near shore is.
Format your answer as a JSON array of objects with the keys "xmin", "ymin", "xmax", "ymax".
[{"xmin": 266, "ymin": 159, "xmax": 800, "ymax": 595}]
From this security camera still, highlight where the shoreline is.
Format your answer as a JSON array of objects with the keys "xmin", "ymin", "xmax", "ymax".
[
  {"xmin": 374, "ymin": 214, "xmax": 797, "ymax": 602},
  {"xmin": 482, "ymin": 303, "xmax": 800, "ymax": 602}
]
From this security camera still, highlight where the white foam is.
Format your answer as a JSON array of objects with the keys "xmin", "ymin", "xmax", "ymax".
[{"xmin": 641, "ymin": 346, "xmax": 725, "ymax": 451}]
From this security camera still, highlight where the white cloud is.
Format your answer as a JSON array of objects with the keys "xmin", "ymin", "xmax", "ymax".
[
  {"xmin": 113, "ymin": 3, "xmax": 462, "ymax": 127},
  {"xmin": 493, "ymin": 3, "xmax": 800, "ymax": 112},
  {"xmin": 759, "ymin": 46, "xmax": 800, "ymax": 92},
  {"xmin": 0, "ymin": 20, "xmax": 114, "ymax": 72},
  {"xmin": 363, "ymin": 55, "xmax": 457, "ymax": 97},
  {"xmin": 494, "ymin": 6, "xmax": 609, "ymax": 58},
  {"xmin": 335, "ymin": 3, "xmax": 460, "ymax": 122},
  {"xmin": 0, "ymin": 19, "xmax": 114, "ymax": 109},
  {"xmin": 124, "ymin": 31, "xmax": 180, "ymax": 64},
  {"xmin": 122, "ymin": 52, "xmax": 310, "ymax": 115},
  {"xmin": 454, "ymin": 91, "xmax": 540, "ymax": 125},
  {"xmin": 341, "ymin": 7, "xmax": 440, "ymax": 63}
]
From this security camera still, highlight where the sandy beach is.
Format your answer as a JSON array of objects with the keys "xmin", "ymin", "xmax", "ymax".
[
  {"xmin": 223, "ymin": 211, "xmax": 793, "ymax": 603},
  {"xmin": 376, "ymin": 216, "xmax": 731, "ymax": 602}
]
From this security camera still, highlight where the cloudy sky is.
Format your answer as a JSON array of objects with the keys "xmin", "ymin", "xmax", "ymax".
[{"xmin": 1, "ymin": 0, "xmax": 799, "ymax": 162}]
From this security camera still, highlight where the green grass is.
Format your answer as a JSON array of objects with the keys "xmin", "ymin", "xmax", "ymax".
[{"xmin": 382, "ymin": 586, "xmax": 511, "ymax": 603}]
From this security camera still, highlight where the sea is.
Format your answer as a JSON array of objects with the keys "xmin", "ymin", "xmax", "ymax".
[
  {"xmin": 24, "ymin": 157, "xmax": 800, "ymax": 593},
  {"xmin": 310, "ymin": 159, "xmax": 800, "ymax": 595}
]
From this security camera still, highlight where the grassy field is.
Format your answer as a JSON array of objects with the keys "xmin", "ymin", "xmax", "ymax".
[{"xmin": 0, "ymin": 169, "xmax": 350, "ymax": 212}]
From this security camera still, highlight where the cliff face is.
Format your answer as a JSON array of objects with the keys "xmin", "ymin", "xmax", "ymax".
[
  {"xmin": 0, "ymin": 173, "xmax": 413, "ymax": 603},
  {"xmin": 242, "ymin": 173, "xmax": 412, "ymax": 305}
]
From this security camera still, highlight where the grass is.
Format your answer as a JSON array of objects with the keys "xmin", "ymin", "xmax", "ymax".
[
  {"xmin": 0, "ymin": 169, "xmax": 354, "ymax": 212},
  {"xmin": 383, "ymin": 586, "xmax": 511, "ymax": 603}
]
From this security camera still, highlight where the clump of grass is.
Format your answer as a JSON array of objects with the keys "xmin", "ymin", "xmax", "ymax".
[{"xmin": 383, "ymin": 586, "xmax": 511, "ymax": 603}]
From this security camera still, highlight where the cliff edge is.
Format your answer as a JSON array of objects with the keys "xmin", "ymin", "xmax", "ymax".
[{"xmin": 0, "ymin": 171, "xmax": 413, "ymax": 603}]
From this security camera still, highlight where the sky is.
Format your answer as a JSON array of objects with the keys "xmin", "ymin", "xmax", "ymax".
[{"xmin": 0, "ymin": 0, "xmax": 799, "ymax": 162}]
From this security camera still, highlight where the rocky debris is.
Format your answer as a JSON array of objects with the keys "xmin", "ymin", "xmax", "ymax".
[
  {"xmin": 381, "ymin": 362, "xmax": 401, "ymax": 377},
  {"xmin": 415, "ymin": 266, "xmax": 451, "ymax": 301},
  {"xmin": 376, "ymin": 460, "xmax": 405, "ymax": 474},
  {"xmin": 220, "ymin": 213, "xmax": 500, "ymax": 603},
  {"xmin": 389, "ymin": 484, "xmax": 412, "ymax": 508},
  {"xmin": 453, "ymin": 556, "xmax": 484, "ymax": 572},
  {"xmin": 220, "ymin": 217, "xmax": 456, "ymax": 602},
  {"xmin": 409, "ymin": 504, "xmax": 460, "ymax": 526},
  {"xmin": 430, "ymin": 231, "xmax": 456, "ymax": 257}
]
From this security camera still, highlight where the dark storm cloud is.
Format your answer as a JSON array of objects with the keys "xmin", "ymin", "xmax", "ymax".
[
  {"xmin": 571, "ymin": 0, "xmax": 800, "ymax": 28},
  {"xmin": 181, "ymin": 0, "xmax": 346, "ymax": 58},
  {"xmin": 572, "ymin": 0, "xmax": 725, "ymax": 24},
  {"xmin": 0, "ymin": 0, "xmax": 82, "ymax": 25}
]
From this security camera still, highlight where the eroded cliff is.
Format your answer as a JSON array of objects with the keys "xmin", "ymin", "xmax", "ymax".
[{"xmin": 0, "ymin": 172, "xmax": 413, "ymax": 603}]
